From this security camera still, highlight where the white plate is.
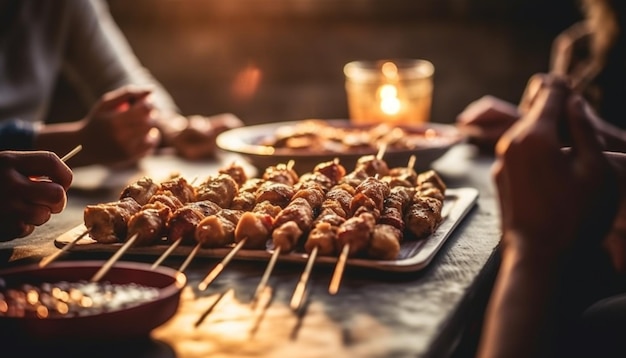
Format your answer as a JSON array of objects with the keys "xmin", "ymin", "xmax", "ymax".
[
  {"xmin": 54, "ymin": 187, "xmax": 478, "ymax": 273},
  {"xmin": 216, "ymin": 119, "xmax": 465, "ymax": 175}
]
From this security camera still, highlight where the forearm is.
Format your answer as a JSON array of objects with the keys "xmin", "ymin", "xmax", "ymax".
[{"xmin": 477, "ymin": 236, "xmax": 563, "ymax": 358}]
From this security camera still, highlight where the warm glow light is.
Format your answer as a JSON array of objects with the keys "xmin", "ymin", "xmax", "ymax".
[
  {"xmin": 231, "ymin": 63, "xmax": 262, "ymax": 101},
  {"xmin": 379, "ymin": 84, "xmax": 397, "ymax": 98},
  {"xmin": 378, "ymin": 84, "xmax": 401, "ymax": 115},
  {"xmin": 26, "ymin": 289, "xmax": 39, "ymax": 305},
  {"xmin": 381, "ymin": 62, "xmax": 398, "ymax": 80},
  {"xmin": 425, "ymin": 128, "xmax": 437, "ymax": 139},
  {"xmin": 36, "ymin": 305, "xmax": 49, "ymax": 318},
  {"xmin": 345, "ymin": 59, "xmax": 434, "ymax": 125},
  {"xmin": 56, "ymin": 301, "xmax": 69, "ymax": 315}
]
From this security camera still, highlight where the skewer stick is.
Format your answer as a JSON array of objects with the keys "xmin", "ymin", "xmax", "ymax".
[
  {"xmin": 60, "ymin": 145, "xmax": 83, "ymax": 162},
  {"xmin": 90, "ymin": 233, "xmax": 139, "ymax": 282},
  {"xmin": 290, "ymin": 245, "xmax": 318, "ymax": 310},
  {"xmin": 198, "ymin": 238, "xmax": 247, "ymax": 291},
  {"xmin": 329, "ymin": 243, "xmax": 350, "ymax": 295},
  {"xmin": 151, "ymin": 237, "xmax": 183, "ymax": 269},
  {"xmin": 39, "ymin": 228, "xmax": 90, "ymax": 268},
  {"xmin": 251, "ymin": 247, "xmax": 281, "ymax": 306},
  {"xmin": 407, "ymin": 154, "xmax": 416, "ymax": 170},
  {"xmin": 376, "ymin": 142, "xmax": 387, "ymax": 160},
  {"xmin": 178, "ymin": 241, "xmax": 202, "ymax": 273}
]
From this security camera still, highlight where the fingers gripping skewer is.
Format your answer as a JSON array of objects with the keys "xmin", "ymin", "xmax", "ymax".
[
  {"xmin": 39, "ymin": 228, "xmax": 90, "ymax": 268},
  {"xmin": 36, "ymin": 145, "xmax": 84, "ymax": 268},
  {"xmin": 290, "ymin": 245, "xmax": 318, "ymax": 310},
  {"xmin": 90, "ymin": 233, "xmax": 139, "ymax": 282},
  {"xmin": 198, "ymin": 238, "xmax": 247, "ymax": 291}
]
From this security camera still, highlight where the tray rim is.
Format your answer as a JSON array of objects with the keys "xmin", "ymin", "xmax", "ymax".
[{"xmin": 54, "ymin": 187, "xmax": 478, "ymax": 273}]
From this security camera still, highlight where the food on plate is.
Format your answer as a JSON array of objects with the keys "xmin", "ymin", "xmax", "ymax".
[
  {"xmin": 258, "ymin": 119, "xmax": 442, "ymax": 153},
  {"xmin": 270, "ymin": 160, "xmax": 345, "ymax": 254},
  {"xmin": 233, "ymin": 162, "xmax": 299, "ymax": 249},
  {"xmin": 79, "ymin": 155, "xmax": 446, "ymax": 260}
]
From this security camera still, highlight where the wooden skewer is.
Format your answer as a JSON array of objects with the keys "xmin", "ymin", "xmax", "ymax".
[
  {"xmin": 198, "ymin": 238, "xmax": 247, "ymax": 291},
  {"xmin": 287, "ymin": 159, "xmax": 295, "ymax": 170},
  {"xmin": 290, "ymin": 245, "xmax": 318, "ymax": 311},
  {"xmin": 151, "ymin": 237, "xmax": 183, "ymax": 270},
  {"xmin": 178, "ymin": 241, "xmax": 202, "ymax": 273},
  {"xmin": 328, "ymin": 149, "xmax": 388, "ymax": 295},
  {"xmin": 328, "ymin": 243, "xmax": 350, "ymax": 295},
  {"xmin": 60, "ymin": 145, "xmax": 83, "ymax": 162},
  {"xmin": 39, "ymin": 228, "xmax": 90, "ymax": 268},
  {"xmin": 90, "ymin": 233, "xmax": 139, "ymax": 282},
  {"xmin": 376, "ymin": 142, "xmax": 387, "ymax": 160},
  {"xmin": 249, "ymin": 159, "xmax": 296, "ymax": 302},
  {"xmin": 407, "ymin": 154, "xmax": 416, "ymax": 170},
  {"xmin": 328, "ymin": 152, "xmax": 386, "ymax": 294},
  {"xmin": 251, "ymin": 246, "xmax": 281, "ymax": 307}
]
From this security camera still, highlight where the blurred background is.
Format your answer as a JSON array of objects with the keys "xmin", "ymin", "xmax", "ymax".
[{"xmin": 48, "ymin": 0, "xmax": 581, "ymax": 126}]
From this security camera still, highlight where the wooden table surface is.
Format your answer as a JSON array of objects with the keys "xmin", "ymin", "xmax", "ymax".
[{"xmin": 0, "ymin": 144, "xmax": 501, "ymax": 358}]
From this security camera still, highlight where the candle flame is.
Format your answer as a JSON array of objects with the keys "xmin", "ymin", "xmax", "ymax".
[{"xmin": 378, "ymin": 84, "xmax": 401, "ymax": 115}]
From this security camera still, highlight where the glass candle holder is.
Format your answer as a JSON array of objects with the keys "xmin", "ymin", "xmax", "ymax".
[{"xmin": 344, "ymin": 59, "xmax": 434, "ymax": 126}]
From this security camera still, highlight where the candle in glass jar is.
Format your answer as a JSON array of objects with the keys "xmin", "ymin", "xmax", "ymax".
[{"xmin": 344, "ymin": 59, "xmax": 434, "ymax": 126}]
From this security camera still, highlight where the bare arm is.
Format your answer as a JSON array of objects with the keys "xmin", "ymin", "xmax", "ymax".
[{"xmin": 479, "ymin": 77, "xmax": 621, "ymax": 357}]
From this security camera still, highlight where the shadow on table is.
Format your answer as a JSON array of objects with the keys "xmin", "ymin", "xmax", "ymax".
[{"xmin": 0, "ymin": 335, "xmax": 177, "ymax": 358}]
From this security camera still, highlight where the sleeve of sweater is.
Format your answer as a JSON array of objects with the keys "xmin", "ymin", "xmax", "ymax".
[
  {"xmin": 0, "ymin": 120, "xmax": 37, "ymax": 151},
  {"xmin": 59, "ymin": 0, "xmax": 180, "ymax": 114}
]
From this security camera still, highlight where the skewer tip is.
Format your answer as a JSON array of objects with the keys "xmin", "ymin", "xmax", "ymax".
[{"xmin": 60, "ymin": 144, "xmax": 83, "ymax": 162}]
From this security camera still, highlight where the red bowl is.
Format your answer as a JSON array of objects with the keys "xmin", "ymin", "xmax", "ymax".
[{"xmin": 0, "ymin": 260, "xmax": 186, "ymax": 342}]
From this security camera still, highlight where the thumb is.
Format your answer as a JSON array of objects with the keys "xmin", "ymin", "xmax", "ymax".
[
  {"xmin": 566, "ymin": 94, "xmax": 606, "ymax": 173},
  {"xmin": 524, "ymin": 76, "xmax": 570, "ymax": 131}
]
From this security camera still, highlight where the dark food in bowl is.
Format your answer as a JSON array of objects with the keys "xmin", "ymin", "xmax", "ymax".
[
  {"xmin": 0, "ymin": 279, "xmax": 160, "ymax": 319},
  {"xmin": 0, "ymin": 261, "xmax": 185, "ymax": 342}
]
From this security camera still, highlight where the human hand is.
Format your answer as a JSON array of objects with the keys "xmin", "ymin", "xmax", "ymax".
[
  {"xmin": 456, "ymin": 95, "xmax": 520, "ymax": 153},
  {"xmin": 0, "ymin": 151, "xmax": 73, "ymax": 241},
  {"xmin": 78, "ymin": 86, "xmax": 160, "ymax": 167},
  {"xmin": 493, "ymin": 76, "xmax": 619, "ymax": 262},
  {"xmin": 169, "ymin": 113, "xmax": 244, "ymax": 160}
]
